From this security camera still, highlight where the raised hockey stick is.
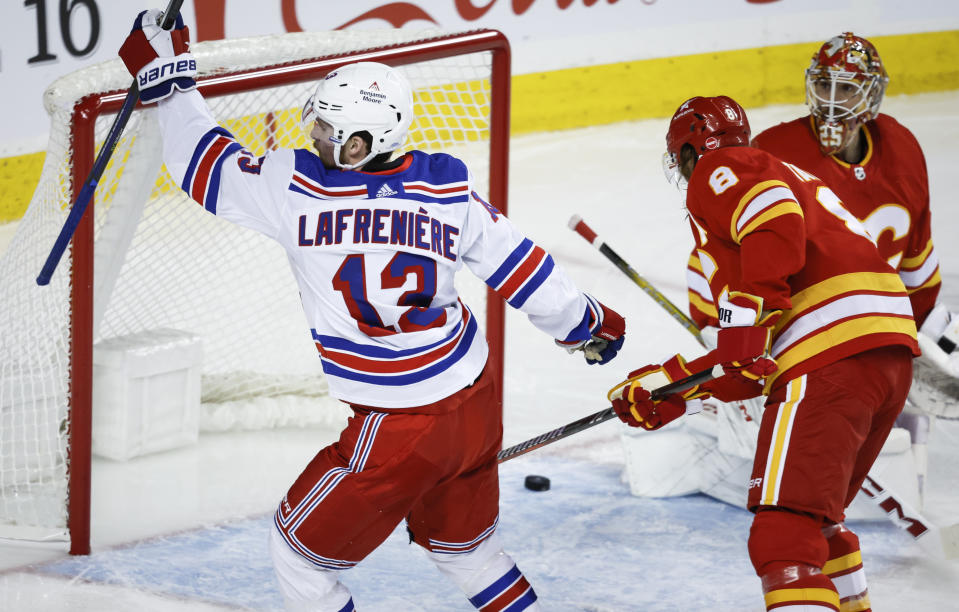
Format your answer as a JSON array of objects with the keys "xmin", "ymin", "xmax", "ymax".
[
  {"xmin": 569, "ymin": 214, "xmax": 704, "ymax": 344},
  {"xmin": 570, "ymin": 213, "xmax": 959, "ymax": 558},
  {"xmin": 497, "ymin": 365, "xmax": 722, "ymax": 463},
  {"xmin": 36, "ymin": 0, "xmax": 185, "ymax": 286}
]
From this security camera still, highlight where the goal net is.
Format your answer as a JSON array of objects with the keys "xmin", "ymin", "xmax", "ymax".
[{"xmin": 0, "ymin": 29, "xmax": 510, "ymax": 554}]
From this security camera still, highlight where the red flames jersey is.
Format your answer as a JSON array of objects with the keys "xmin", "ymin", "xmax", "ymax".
[
  {"xmin": 684, "ymin": 146, "xmax": 918, "ymax": 392},
  {"xmin": 752, "ymin": 114, "xmax": 939, "ymax": 326}
]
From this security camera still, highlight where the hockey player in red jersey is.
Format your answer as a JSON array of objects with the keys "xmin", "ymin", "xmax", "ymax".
[
  {"xmin": 752, "ymin": 30, "xmax": 959, "ymax": 508},
  {"xmin": 611, "ymin": 95, "xmax": 918, "ymax": 612},
  {"xmin": 119, "ymin": 10, "xmax": 626, "ymax": 612}
]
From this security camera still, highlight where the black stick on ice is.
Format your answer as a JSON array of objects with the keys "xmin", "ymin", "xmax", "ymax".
[{"xmin": 496, "ymin": 365, "xmax": 720, "ymax": 463}]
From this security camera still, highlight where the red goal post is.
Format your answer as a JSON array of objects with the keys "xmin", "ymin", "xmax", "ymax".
[{"xmin": 0, "ymin": 29, "xmax": 510, "ymax": 555}]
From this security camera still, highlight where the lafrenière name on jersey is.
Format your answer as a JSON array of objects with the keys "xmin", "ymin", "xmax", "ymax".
[{"xmin": 297, "ymin": 207, "xmax": 459, "ymax": 261}]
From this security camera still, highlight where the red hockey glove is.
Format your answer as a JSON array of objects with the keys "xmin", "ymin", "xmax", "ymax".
[
  {"xmin": 715, "ymin": 291, "xmax": 781, "ymax": 382},
  {"xmin": 609, "ymin": 355, "xmax": 705, "ymax": 430},
  {"xmin": 612, "ymin": 387, "xmax": 688, "ymax": 431},
  {"xmin": 119, "ymin": 9, "xmax": 196, "ymax": 103}
]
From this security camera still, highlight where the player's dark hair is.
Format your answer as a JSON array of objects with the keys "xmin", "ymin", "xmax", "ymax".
[
  {"xmin": 680, "ymin": 143, "xmax": 699, "ymax": 177},
  {"xmin": 351, "ymin": 130, "xmax": 395, "ymax": 170}
]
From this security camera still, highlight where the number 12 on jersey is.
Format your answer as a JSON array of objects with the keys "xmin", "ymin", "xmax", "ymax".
[{"xmin": 333, "ymin": 252, "xmax": 448, "ymax": 336}]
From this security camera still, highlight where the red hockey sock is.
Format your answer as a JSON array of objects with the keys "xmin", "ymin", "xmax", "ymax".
[
  {"xmin": 749, "ymin": 509, "xmax": 839, "ymax": 611},
  {"xmin": 822, "ymin": 523, "xmax": 871, "ymax": 612}
]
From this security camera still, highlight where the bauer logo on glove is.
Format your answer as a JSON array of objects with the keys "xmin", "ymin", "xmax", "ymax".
[{"xmin": 138, "ymin": 58, "xmax": 196, "ymax": 91}]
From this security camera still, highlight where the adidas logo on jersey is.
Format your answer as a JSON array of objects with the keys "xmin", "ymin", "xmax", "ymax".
[{"xmin": 376, "ymin": 183, "xmax": 398, "ymax": 198}]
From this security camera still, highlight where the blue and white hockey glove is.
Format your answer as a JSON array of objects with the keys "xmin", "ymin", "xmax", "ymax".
[
  {"xmin": 119, "ymin": 9, "xmax": 196, "ymax": 103},
  {"xmin": 557, "ymin": 299, "xmax": 626, "ymax": 365}
]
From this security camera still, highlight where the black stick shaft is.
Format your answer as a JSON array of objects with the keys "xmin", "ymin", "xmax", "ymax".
[
  {"xmin": 37, "ymin": 0, "xmax": 186, "ymax": 286},
  {"xmin": 497, "ymin": 366, "xmax": 717, "ymax": 463}
]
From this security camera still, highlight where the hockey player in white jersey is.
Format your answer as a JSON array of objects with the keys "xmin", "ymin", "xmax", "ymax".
[{"xmin": 119, "ymin": 10, "xmax": 626, "ymax": 612}]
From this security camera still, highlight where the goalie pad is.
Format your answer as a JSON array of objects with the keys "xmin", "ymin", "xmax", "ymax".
[
  {"xmin": 619, "ymin": 399, "xmax": 758, "ymax": 503},
  {"xmin": 716, "ymin": 396, "xmax": 762, "ymax": 459},
  {"xmin": 909, "ymin": 331, "xmax": 959, "ymax": 419},
  {"xmin": 621, "ymin": 396, "xmax": 923, "ymax": 520}
]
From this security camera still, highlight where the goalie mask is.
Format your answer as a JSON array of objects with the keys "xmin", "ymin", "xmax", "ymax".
[
  {"xmin": 805, "ymin": 32, "xmax": 889, "ymax": 155},
  {"xmin": 302, "ymin": 61, "xmax": 414, "ymax": 169},
  {"xmin": 663, "ymin": 95, "xmax": 750, "ymax": 189}
]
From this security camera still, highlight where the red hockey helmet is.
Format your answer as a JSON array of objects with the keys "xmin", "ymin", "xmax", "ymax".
[
  {"xmin": 663, "ymin": 96, "xmax": 750, "ymax": 188},
  {"xmin": 805, "ymin": 32, "xmax": 888, "ymax": 155}
]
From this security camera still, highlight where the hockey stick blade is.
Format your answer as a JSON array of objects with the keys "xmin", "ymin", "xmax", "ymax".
[
  {"xmin": 36, "ymin": 0, "xmax": 185, "ymax": 286},
  {"xmin": 569, "ymin": 215, "xmax": 705, "ymax": 344},
  {"xmin": 861, "ymin": 474, "xmax": 959, "ymax": 559},
  {"xmin": 497, "ymin": 365, "xmax": 722, "ymax": 463}
]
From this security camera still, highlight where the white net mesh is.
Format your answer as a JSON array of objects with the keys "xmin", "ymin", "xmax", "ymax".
[{"xmin": 0, "ymin": 30, "xmax": 501, "ymax": 539}]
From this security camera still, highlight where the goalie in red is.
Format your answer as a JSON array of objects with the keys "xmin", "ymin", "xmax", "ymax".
[
  {"xmin": 611, "ymin": 95, "xmax": 919, "ymax": 612},
  {"xmin": 118, "ymin": 8, "xmax": 626, "ymax": 612},
  {"xmin": 750, "ymin": 32, "xmax": 959, "ymax": 496}
]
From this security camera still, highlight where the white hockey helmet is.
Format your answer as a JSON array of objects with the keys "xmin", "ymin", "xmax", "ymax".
[{"xmin": 301, "ymin": 61, "xmax": 414, "ymax": 169}]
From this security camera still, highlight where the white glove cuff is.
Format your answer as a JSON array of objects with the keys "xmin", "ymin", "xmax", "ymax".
[{"xmin": 555, "ymin": 338, "xmax": 586, "ymax": 354}]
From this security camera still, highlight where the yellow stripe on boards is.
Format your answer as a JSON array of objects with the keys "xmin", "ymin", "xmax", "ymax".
[
  {"xmin": 3, "ymin": 30, "xmax": 958, "ymax": 224},
  {"xmin": 512, "ymin": 30, "xmax": 959, "ymax": 135},
  {"xmin": 0, "ymin": 152, "xmax": 45, "ymax": 224}
]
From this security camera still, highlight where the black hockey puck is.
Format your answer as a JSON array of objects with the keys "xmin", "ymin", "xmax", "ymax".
[{"xmin": 524, "ymin": 475, "xmax": 550, "ymax": 491}]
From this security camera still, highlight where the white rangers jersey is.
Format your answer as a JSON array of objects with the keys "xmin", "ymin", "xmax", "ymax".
[{"xmin": 157, "ymin": 90, "xmax": 606, "ymax": 407}]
